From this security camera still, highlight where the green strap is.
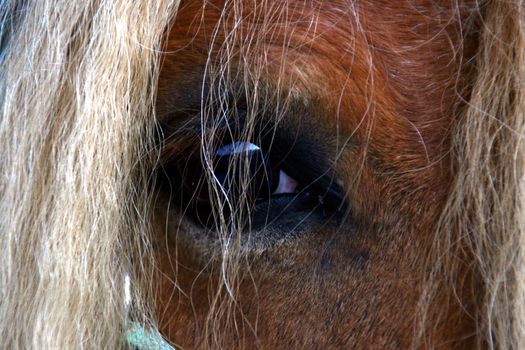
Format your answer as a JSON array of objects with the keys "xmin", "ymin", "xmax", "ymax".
[{"xmin": 125, "ymin": 322, "xmax": 176, "ymax": 350}]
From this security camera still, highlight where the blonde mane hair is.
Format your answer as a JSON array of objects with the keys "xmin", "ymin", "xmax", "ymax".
[
  {"xmin": 428, "ymin": 1, "xmax": 525, "ymax": 348},
  {"xmin": 0, "ymin": 1, "xmax": 177, "ymax": 347},
  {"xmin": 0, "ymin": 1, "xmax": 523, "ymax": 349}
]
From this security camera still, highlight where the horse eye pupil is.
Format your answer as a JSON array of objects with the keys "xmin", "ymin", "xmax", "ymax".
[{"xmin": 214, "ymin": 141, "xmax": 275, "ymax": 200}]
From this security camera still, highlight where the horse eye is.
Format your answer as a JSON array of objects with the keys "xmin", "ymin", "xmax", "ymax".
[
  {"xmin": 162, "ymin": 136, "xmax": 345, "ymax": 231},
  {"xmin": 165, "ymin": 139, "xmax": 304, "ymax": 229}
]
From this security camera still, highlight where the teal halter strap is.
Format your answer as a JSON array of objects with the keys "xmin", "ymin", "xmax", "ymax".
[{"xmin": 125, "ymin": 322, "xmax": 176, "ymax": 350}]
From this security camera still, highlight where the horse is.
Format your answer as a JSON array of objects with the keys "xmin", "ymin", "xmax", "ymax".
[{"xmin": 1, "ymin": 0, "xmax": 524, "ymax": 349}]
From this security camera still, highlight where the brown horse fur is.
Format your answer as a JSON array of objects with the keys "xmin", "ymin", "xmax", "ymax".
[
  {"xmin": 154, "ymin": 1, "xmax": 479, "ymax": 348},
  {"xmin": 1, "ymin": 0, "xmax": 524, "ymax": 349}
]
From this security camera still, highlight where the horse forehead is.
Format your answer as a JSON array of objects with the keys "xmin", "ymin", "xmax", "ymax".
[{"xmin": 167, "ymin": 0, "xmax": 467, "ymax": 125}]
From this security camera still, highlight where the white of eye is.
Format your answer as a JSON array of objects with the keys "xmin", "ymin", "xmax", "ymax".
[{"xmin": 272, "ymin": 169, "xmax": 299, "ymax": 195}]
